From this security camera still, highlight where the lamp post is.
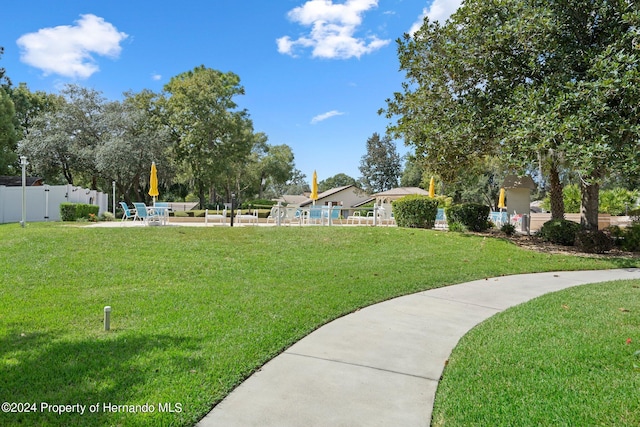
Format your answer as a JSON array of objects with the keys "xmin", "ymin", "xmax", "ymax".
[
  {"xmin": 20, "ymin": 156, "xmax": 28, "ymax": 228},
  {"xmin": 112, "ymin": 181, "xmax": 116, "ymax": 217},
  {"xmin": 230, "ymin": 193, "xmax": 235, "ymax": 227}
]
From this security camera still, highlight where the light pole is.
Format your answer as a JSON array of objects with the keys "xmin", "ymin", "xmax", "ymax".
[
  {"xmin": 112, "ymin": 181, "xmax": 116, "ymax": 217},
  {"xmin": 20, "ymin": 156, "xmax": 28, "ymax": 228}
]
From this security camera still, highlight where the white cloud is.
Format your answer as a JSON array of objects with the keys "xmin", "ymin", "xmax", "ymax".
[
  {"xmin": 151, "ymin": 73, "xmax": 162, "ymax": 81},
  {"xmin": 17, "ymin": 14, "xmax": 128, "ymax": 79},
  {"xmin": 311, "ymin": 110, "xmax": 345, "ymax": 124},
  {"xmin": 277, "ymin": 0, "xmax": 390, "ymax": 59},
  {"xmin": 409, "ymin": 0, "xmax": 463, "ymax": 35}
]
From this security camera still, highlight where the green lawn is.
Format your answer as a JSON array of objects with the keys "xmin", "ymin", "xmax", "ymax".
[
  {"xmin": 0, "ymin": 223, "xmax": 637, "ymax": 426},
  {"xmin": 432, "ymin": 279, "xmax": 640, "ymax": 426}
]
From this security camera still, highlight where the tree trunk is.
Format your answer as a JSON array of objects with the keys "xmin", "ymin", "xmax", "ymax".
[
  {"xmin": 548, "ymin": 161, "xmax": 564, "ymax": 220},
  {"xmin": 197, "ymin": 181, "xmax": 206, "ymax": 210},
  {"xmin": 580, "ymin": 179, "xmax": 599, "ymax": 230}
]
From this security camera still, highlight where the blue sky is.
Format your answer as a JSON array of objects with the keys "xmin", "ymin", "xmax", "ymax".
[{"xmin": 1, "ymin": 0, "xmax": 461, "ymax": 184}]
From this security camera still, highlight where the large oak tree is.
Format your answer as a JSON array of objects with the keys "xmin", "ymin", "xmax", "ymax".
[{"xmin": 382, "ymin": 0, "xmax": 640, "ymax": 229}]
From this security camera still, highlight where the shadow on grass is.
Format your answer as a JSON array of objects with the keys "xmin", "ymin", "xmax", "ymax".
[{"xmin": 0, "ymin": 328, "xmax": 203, "ymax": 426}]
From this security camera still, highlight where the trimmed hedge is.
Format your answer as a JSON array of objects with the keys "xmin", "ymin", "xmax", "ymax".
[
  {"xmin": 60, "ymin": 203, "xmax": 99, "ymax": 221},
  {"xmin": 392, "ymin": 195, "xmax": 438, "ymax": 229},
  {"xmin": 445, "ymin": 203, "xmax": 491, "ymax": 232}
]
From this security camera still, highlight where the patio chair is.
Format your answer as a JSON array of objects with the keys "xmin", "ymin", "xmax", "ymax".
[
  {"xmin": 489, "ymin": 211, "xmax": 507, "ymax": 228},
  {"xmin": 435, "ymin": 208, "xmax": 447, "ymax": 229},
  {"xmin": 307, "ymin": 207, "xmax": 323, "ymax": 224},
  {"xmin": 266, "ymin": 206, "xmax": 285, "ymax": 224},
  {"xmin": 119, "ymin": 202, "xmax": 136, "ymax": 223},
  {"xmin": 132, "ymin": 202, "xmax": 158, "ymax": 225},
  {"xmin": 289, "ymin": 208, "xmax": 304, "ymax": 225},
  {"xmin": 347, "ymin": 211, "xmax": 362, "ymax": 225},
  {"xmin": 205, "ymin": 207, "xmax": 227, "ymax": 225},
  {"xmin": 153, "ymin": 202, "xmax": 171, "ymax": 225}
]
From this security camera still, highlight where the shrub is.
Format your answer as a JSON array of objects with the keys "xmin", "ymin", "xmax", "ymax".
[
  {"xmin": 60, "ymin": 203, "xmax": 77, "ymax": 221},
  {"xmin": 620, "ymin": 224, "xmax": 640, "ymax": 252},
  {"xmin": 445, "ymin": 203, "xmax": 491, "ymax": 232},
  {"xmin": 448, "ymin": 222, "xmax": 467, "ymax": 233},
  {"xmin": 392, "ymin": 195, "xmax": 438, "ymax": 229},
  {"xmin": 574, "ymin": 229, "xmax": 614, "ymax": 254},
  {"xmin": 59, "ymin": 203, "xmax": 99, "ymax": 221},
  {"xmin": 241, "ymin": 199, "xmax": 276, "ymax": 209},
  {"xmin": 599, "ymin": 188, "xmax": 639, "ymax": 216},
  {"xmin": 432, "ymin": 194, "xmax": 453, "ymax": 208},
  {"xmin": 100, "ymin": 212, "xmax": 115, "ymax": 222},
  {"xmin": 501, "ymin": 223, "xmax": 516, "ymax": 236},
  {"xmin": 538, "ymin": 219, "xmax": 582, "ymax": 246}
]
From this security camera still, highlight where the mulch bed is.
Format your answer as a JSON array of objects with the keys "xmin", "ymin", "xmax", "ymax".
[{"xmin": 473, "ymin": 229, "xmax": 640, "ymax": 260}]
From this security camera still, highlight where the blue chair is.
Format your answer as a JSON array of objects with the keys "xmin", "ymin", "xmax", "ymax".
[
  {"xmin": 435, "ymin": 208, "xmax": 447, "ymax": 229},
  {"xmin": 132, "ymin": 202, "xmax": 158, "ymax": 225},
  {"xmin": 119, "ymin": 202, "xmax": 136, "ymax": 222},
  {"xmin": 153, "ymin": 202, "xmax": 171, "ymax": 225},
  {"xmin": 308, "ymin": 207, "xmax": 323, "ymax": 224},
  {"xmin": 490, "ymin": 211, "xmax": 507, "ymax": 228}
]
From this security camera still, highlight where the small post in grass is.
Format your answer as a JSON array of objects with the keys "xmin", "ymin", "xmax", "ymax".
[
  {"xmin": 104, "ymin": 306, "xmax": 111, "ymax": 331},
  {"xmin": 20, "ymin": 156, "xmax": 28, "ymax": 228}
]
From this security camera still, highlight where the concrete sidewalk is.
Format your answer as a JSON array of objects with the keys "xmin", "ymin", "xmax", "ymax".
[{"xmin": 197, "ymin": 269, "xmax": 640, "ymax": 427}]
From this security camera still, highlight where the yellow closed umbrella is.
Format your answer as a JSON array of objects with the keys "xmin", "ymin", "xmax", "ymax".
[
  {"xmin": 310, "ymin": 170, "xmax": 318, "ymax": 203},
  {"xmin": 428, "ymin": 176, "xmax": 435, "ymax": 198},
  {"xmin": 149, "ymin": 162, "xmax": 159, "ymax": 203},
  {"xmin": 498, "ymin": 188, "xmax": 506, "ymax": 210}
]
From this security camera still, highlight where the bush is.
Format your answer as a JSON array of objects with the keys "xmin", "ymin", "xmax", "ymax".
[
  {"xmin": 241, "ymin": 199, "xmax": 276, "ymax": 209},
  {"xmin": 448, "ymin": 222, "xmax": 467, "ymax": 233},
  {"xmin": 60, "ymin": 203, "xmax": 99, "ymax": 221},
  {"xmin": 60, "ymin": 203, "xmax": 77, "ymax": 221},
  {"xmin": 629, "ymin": 208, "xmax": 640, "ymax": 224},
  {"xmin": 501, "ymin": 223, "xmax": 516, "ymax": 236},
  {"xmin": 574, "ymin": 229, "xmax": 614, "ymax": 253},
  {"xmin": 620, "ymin": 224, "xmax": 640, "ymax": 252},
  {"xmin": 392, "ymin": 195, "xmax": 439, "ymax": 229},
  {"xmin": 100, "ymin": 212, "xmax": 115, "ymax": 222},
  {"xmin": 538, "ymin": 219, "xmax": 582, "ymax": 246},
  {"xmin": 446, "ymin": 203, "xmax": 491, "ymax": 232}
]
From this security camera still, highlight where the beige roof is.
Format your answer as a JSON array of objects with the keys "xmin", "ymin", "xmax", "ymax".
[
  {"xmin": 503, "ymin": 175, "xmax": 537, "ymax": 190},
  {"xmin": 300, "ymin": 185, "xmax": 362, "ymax": 206}
]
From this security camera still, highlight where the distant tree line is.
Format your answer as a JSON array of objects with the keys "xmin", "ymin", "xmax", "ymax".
[{"xmin": 0, "ymin": 60, "xmax": 307, "ymax": 208}]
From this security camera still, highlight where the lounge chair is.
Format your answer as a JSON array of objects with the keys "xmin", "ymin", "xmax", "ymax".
[
  {"xmin": 347, "ymin": 211, "xmax": 362, "ymax": 225},
  {"xmin": 205, "ymin": 208, "xmax": 227, "ymax": 225},
  {"xmin": 234, "ymin": 209, "xmax": 259, "ymax": 225}
]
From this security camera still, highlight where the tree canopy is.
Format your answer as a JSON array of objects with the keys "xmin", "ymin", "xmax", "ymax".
[
  {"xmin": 13, "ymin": 66, "xmax": 301, "ymax": 206},
  {"xmin": 358, "ymin": 132, "xmax": 401, "ymax": 193},
  {"xmin": 382, "ymin": 0, "xmax": 640, "ymax": 229}
]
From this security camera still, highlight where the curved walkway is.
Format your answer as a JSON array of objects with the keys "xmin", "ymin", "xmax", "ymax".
[{"xmin": 197, "ymin": 269, "xmax": 640, "ymax": 427}]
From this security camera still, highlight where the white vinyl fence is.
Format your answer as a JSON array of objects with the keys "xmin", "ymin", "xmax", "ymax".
[{"xmin": 0, "ymin": 184, "xmax": 108, "ymax": 224}]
